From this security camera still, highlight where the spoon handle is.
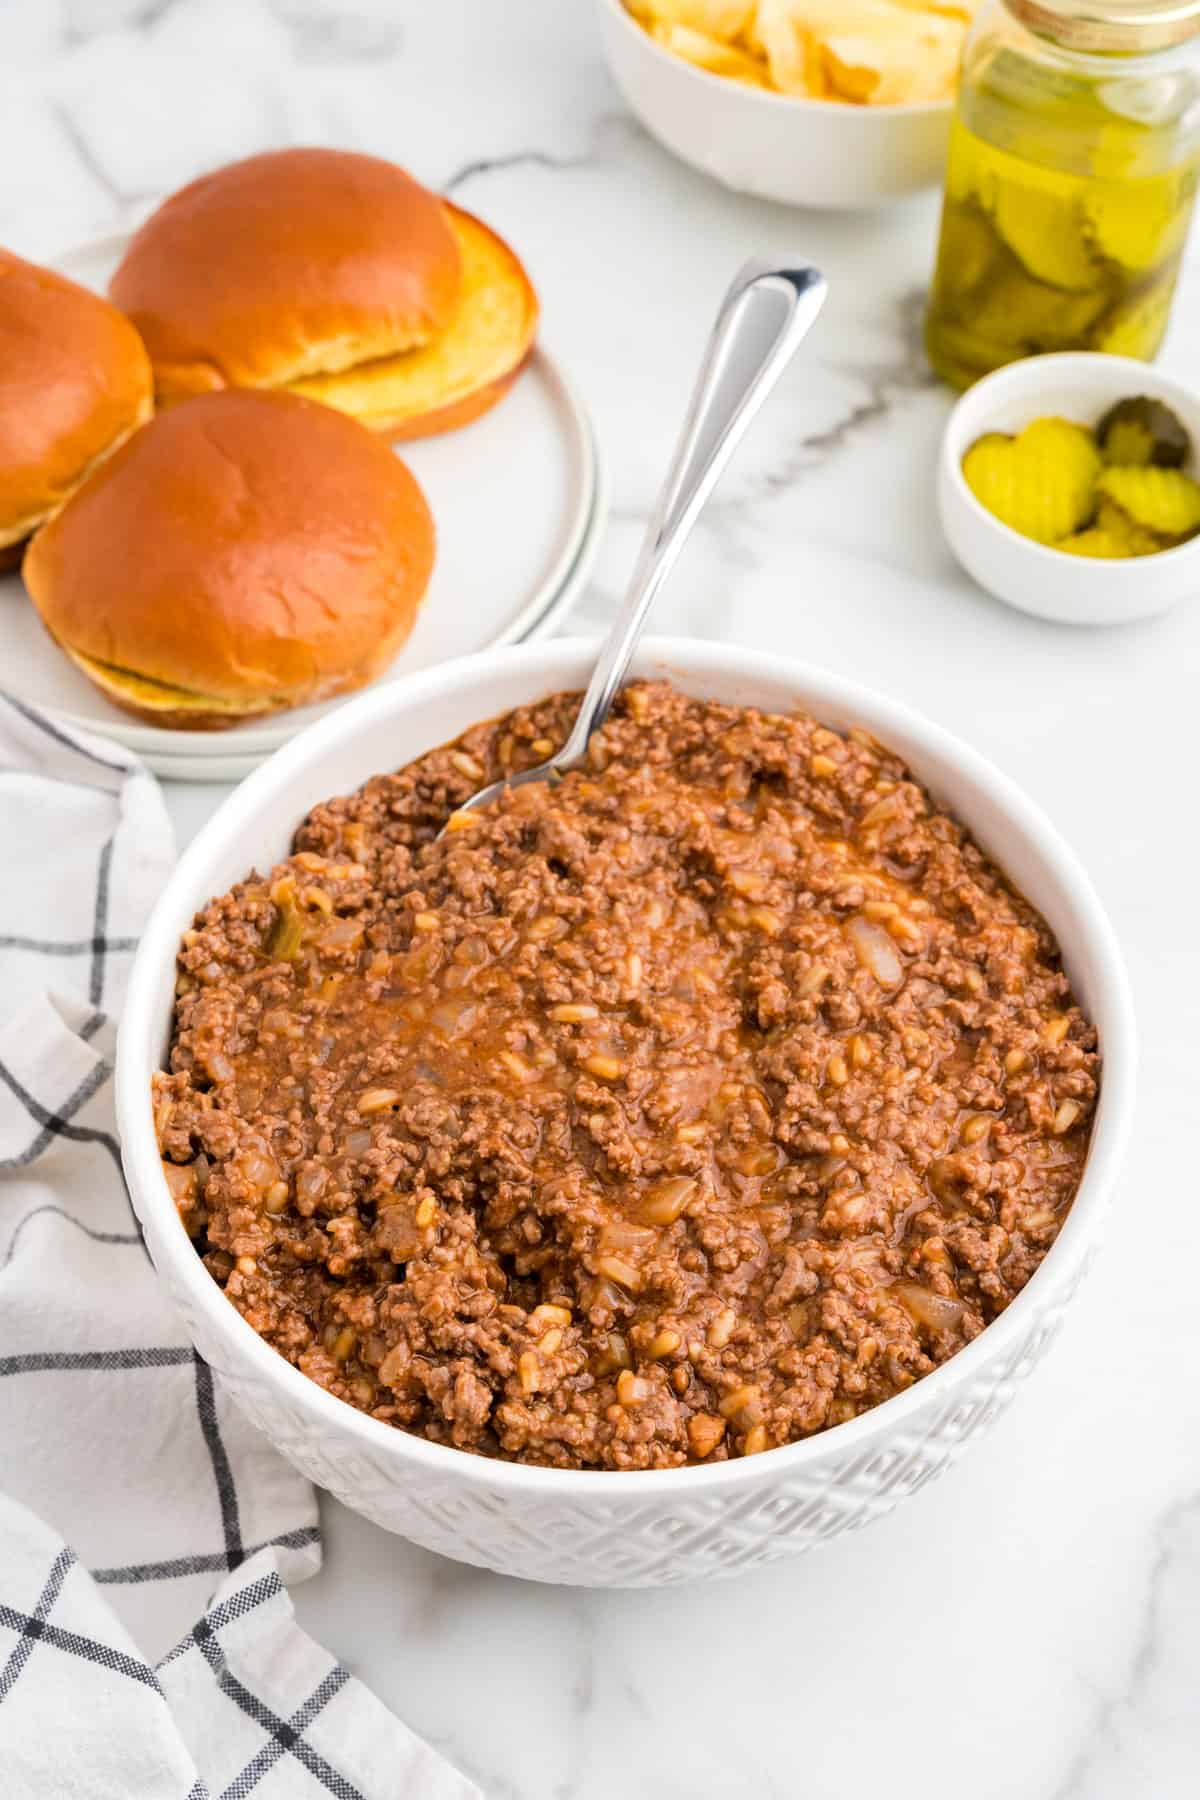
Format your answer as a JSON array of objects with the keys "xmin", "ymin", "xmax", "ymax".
[{"xmin": 557, "ymin": 258, "xmax": 827, "ymax": 765}]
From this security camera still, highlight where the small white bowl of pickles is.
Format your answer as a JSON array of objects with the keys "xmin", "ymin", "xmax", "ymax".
[{"xmin": 939, "ymin": 352, "xmax": 1200, "ymax": 627}]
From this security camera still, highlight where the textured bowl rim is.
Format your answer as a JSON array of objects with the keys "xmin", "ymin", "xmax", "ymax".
[
  {"xmin": 942, "ymin": 350, "xmax": 1200, "ymax": 574},
  {"xmin": 597, "ymin": 0, "xmax": 954, "ymax": 118},
  {"xmin": 116, "ymin": 635, "xmax": 1136, "ymax": 1499}
]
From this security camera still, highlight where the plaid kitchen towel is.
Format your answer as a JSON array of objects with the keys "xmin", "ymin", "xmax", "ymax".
[{"xmin": 0, "ymin": 696, "xmax": 480, "ymax": 1799}]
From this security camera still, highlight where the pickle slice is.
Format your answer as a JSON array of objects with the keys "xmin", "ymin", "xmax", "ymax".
[
  {"xmin": 1094, "ymin": 497, "xmax": 1168, "ymax": 555},
  {"xmin": 1096, "ymin": 396, "xmax": 1190, "ymax": 470},
  {"xmin": 1055, "ymin": 527, "xmax": 1130, "ymax": 559},
  {"xmin": 925, "ymin": 317, "xmax": 1023, "ymax": 389},
  {"xmin": 991, "ymin": 182, "xmax": 1099, "ymax": 291},
  {"xmin": 1096, "ymin": 466, "xmax": 1200, "ymax": 541},
  {"xmin": 932, "ymin": 202, "xmax": 1000, "ymax": 300},
  {"xmin": 1092, "ymin": 279, "xmax": 1174, "ymax": 358},
  {"xmin": 969, "ymin": 267, "xmax": 1112, "ymax": 354},
  {"xmin": 1083, "ymin": 180, "xmax": 1183, "ymax": 274},
  {"xmin": 962, "ymin": 417, "xmax": 1101, "ymax": 545}
]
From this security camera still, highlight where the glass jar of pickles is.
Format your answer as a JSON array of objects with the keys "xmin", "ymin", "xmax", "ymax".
[{"xmin": 926, "ymin": 0, "xmax": 1200, "ymax": 389}]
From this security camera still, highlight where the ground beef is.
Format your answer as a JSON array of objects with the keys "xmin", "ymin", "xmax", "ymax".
[{"xmin": 153, "ymin": 682, "xmax": 1099, "ymax": 1470}]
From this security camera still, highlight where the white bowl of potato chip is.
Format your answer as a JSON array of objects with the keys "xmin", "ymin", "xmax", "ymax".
[{"xmin": 598, "ymin": 0, "xmax": 966, "ymax": 208}]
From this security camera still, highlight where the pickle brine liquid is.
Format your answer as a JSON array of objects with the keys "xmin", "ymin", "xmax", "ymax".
[{"xmin": 926, "ymin": 53, "xmax": 1200, "ymax": 389}]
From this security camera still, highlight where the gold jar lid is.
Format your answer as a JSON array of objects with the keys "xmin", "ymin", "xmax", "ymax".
[{"xmin": 1006, "ymin": 0, "xmax": 1200, "ymax": 51}]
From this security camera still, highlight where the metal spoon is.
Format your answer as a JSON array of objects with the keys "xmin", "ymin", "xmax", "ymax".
[{"xmin": 446, "ymin": 257, "xmax": 827, "ymax": 829}]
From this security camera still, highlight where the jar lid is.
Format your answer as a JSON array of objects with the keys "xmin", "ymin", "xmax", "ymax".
[{"xmin": 1006, "ymin": 0, "xmax": 1200, "ymax": 51}]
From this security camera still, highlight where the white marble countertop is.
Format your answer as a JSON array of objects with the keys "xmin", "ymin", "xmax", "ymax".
[{"xmin": 6, "ymin": 3, "xmax": 1200, "ymax": 1795}]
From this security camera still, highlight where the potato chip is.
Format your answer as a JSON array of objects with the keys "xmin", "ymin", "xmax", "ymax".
[
  {"xmin": 889, "ymin": 0, "xmax": 977, "ymax": 20},
  {"xmin": 834, "ymin": 17, "xmax": 963, "ymax": 102},
  {"xmin": 761, "ymin": 0, "xmax": 962, "ymax": 105},
  {"xmin": 634, "ymin": 0, "xmax": 756, "ymax": 40},
  {"xmin": 754, "ymin": 1, "xmax": 826, "ymax": 96},
  {"xmin": 824, "ymin": 31, "xmax": 956, "ymax": 105},
  {"xmin": 627, "ymin": 0, "xmax": 969, "ymax": 107},
  {"xmin": 651, "ymin": 21, "xmax": 771, "ymax": 82}
]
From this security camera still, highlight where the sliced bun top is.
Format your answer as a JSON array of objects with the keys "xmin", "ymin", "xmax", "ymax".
[
  {"xmin": 108, "ymin": 148, "xmax": 463, "ymax": 401},
  {"xmin": 23, "ymin": 388, "xmax": 436, "ymax": 711},
  {"xmin": 0, "ymin": 248, "xmax": 152, "ymax": 543},
  {"xmin": 291, "ymin": 204, "xmax": 540, "ymax": 441}
]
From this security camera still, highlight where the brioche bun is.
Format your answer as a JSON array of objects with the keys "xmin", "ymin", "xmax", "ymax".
[
  {"xmin": 292, "ymin": 205, "xmax": 539, "ymax": 441},
  {"xmin": 109, "ymin": 149, "xmax": 537, "ymax": 439},
  {"xmin": 23, "ymin": 389, "xmax": 435, "ymax": 729},
  {"xmin": 109, "ymin": 148, "xmax": 463, "ymax": 403},
  {"xmin": 0, "ymin": 249, "xmax": 153, "ymax": 551}
]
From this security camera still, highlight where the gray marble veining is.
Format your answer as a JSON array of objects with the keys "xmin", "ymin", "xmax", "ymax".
[{"xmin": 6, "ymin": 3, "xmax": 1200, "ymax": 1796}]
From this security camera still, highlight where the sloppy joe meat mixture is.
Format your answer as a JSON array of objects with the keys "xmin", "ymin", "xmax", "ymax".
[{"xmin": 154, "ymin": 683, "xmax": 1099, "ymax": 1469}]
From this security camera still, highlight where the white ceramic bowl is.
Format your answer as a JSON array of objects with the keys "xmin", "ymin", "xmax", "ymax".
[
  {"xmin": 939, "ymin": 352, "xmax": 1200, "ymax": 627},
  {"xmin": 116, "ymin": 637, "xmax": 1135, "ymax": 1587},
  {"xmin": 594, "ymin": 0, "xmax": 952, "ymax": 209}
]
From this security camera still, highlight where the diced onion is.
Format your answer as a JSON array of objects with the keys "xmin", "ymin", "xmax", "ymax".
[
  {"xmin": 845, "ymin": 914, "xmax": 903, "ymax": 988},
  {"xmin": 892, "ymin": 1281, "xmax": 964, "ymax": 1332}
]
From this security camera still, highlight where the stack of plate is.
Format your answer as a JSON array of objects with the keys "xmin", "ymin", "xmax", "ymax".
[{"xmin": 1, "ymin": 233, "xmax": 606, "ymax": 780}]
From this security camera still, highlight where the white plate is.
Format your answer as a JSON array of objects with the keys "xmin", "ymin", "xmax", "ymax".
[{"xmin": 2, "ymin": 231, "xmax": 603, "ymax": 768}]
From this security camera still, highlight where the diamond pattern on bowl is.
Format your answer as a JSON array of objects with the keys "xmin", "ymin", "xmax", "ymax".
[{"xmin": 142, "ymin": 1205, "xmax": 1093, "ymax": 1587}]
